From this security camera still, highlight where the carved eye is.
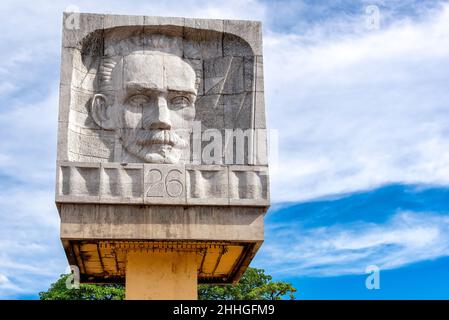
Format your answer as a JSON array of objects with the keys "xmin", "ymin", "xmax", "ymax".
[
  {"xmin": 170, "ymin": 96, "xmax": 190, "ymax": 109},
  {"xmin": 128, "ymin": 95, "xmax": 150, "ymax": 107}
]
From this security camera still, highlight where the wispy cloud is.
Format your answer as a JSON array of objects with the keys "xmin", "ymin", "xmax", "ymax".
[
  {"xmin": 257, "ymin": 210, "xmax": 449, "ymax": 277},
  {"xmin": 0, "ymin": 186, "xmax": 67, "ymax": 298},
  {"xmin": 266, "ymin": 1, "xmax": 449, "ymax": 202}
]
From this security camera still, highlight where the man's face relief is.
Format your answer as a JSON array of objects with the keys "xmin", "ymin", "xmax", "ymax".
[{"xmin": 91, "ymin": 52, "xmax": 197, "ymax": 163}]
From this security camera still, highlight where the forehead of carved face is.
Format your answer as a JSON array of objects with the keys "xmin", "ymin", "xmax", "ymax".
[{"xmin": 109, "ymin": 52, "xmax": 197, "ymax": 130}]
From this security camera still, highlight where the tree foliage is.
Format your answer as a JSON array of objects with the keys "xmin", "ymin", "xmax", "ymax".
[
  {"xmin": 39, "ymin": 267, "xmax": 296, "ymax": 300},
  {"xmin": 39, "ymin": 275, "xmax": 124, "ymax": 300},
  {"xmin": 198, "ymin": 268, "xmax": 296, "ymax": 300}
]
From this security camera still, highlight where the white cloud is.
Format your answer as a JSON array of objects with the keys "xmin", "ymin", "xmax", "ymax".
[
  {"xmin": 0, "ymin": 186, "xmax": 67, "ymax": 298},
  {"xmin": 266, "ymin": 2, "xmax": 449, "ymax": 202},
  {"xmin": 0, "ymin": 89, "xmax": 59, "ymax": 185},
  {"xmin": 256, "ymin": 211, "xmax": 449, "ymax": 277},
  {"xmin": 0, "ymin": 274, "xmax": 9, "ymax": 285},
  {"xmin": 0, "ymin": 273, "xmax": 25, "ymax": 297}
]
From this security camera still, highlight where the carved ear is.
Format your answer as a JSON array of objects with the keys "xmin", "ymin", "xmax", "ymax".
[{"xmin": 91, "ymin": 94, "xmax": 115, "ymax": 130}]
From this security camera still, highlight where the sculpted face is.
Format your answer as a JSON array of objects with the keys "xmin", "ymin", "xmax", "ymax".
[{"xmin": 92, "ymin": 52, "xmax": 197, "ymax": 163}]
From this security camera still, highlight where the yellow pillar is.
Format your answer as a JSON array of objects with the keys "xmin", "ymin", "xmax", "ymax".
[{"xmin": 125, "ymin": 251, "xmax": 198, "ymax": 300}]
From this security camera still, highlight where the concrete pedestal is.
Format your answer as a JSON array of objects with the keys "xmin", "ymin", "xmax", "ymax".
[
  {"xmin": 60, "ymin": 204, "xmax": 264, "ymax": 285},
  {"xmin": 125, "ymin": 251, "xmax": 198, "ymax": 300}
]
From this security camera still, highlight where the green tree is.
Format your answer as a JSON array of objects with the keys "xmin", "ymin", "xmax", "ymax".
[
  {"xmin": 39, "ymin": 267, "xmax": 296, "ymax": 300},
  {"xmin": 198, "ymin": 268, "xmax": 296, "ymax": 300},
  {"xmin": 39, "ymin": 275, "xmax": 124, "ymax": 300}
]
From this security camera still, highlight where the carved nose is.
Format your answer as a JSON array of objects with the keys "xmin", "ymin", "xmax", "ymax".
[{"xmin": 150, "ymin": 95, "xmax": 171, "ymax": 130}]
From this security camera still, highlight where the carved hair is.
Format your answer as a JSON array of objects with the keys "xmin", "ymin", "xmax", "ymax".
[{"xmin": 98, "ymin": 56, "xmax": 118, "ymax": 92}]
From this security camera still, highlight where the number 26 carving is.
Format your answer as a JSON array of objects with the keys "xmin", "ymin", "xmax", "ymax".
[{"xmin": 146, "ymin": 169, "xmax": 184, "ymax": 198}]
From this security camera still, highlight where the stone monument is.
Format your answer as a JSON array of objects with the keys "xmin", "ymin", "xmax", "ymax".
[{"xmin": 56, "ymin": 12, "xmax": 269, "ymax": 300}]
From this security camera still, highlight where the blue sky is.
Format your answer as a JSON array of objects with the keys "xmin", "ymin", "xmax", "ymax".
[
  {"xmin": 254, "ymin": 184, "xmax": 449, "ymax": 299},
  {"xmin": 1, "ymin": 0, "xmax": 449, "ymax": 299}
]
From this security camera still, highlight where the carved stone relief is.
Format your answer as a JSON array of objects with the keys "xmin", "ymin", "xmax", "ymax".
[{"xmin": 57, "ymin": 15, "xmax": 269, "ymax": 206}]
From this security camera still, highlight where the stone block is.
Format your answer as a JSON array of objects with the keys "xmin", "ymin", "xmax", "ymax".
[
  {"xmin": 243, "ymin": 55, "xmax": 264, "ymax": 92},
  {"xmin": 67, "ymin": 126, "xmax": 115, "ymax": 161},
  {"xmin": 62, "ymin": 12, "xmax": 104, "ymax": 49},
  {"xmin": 100, "ymin": 163, "xmax": 144, "ymax": 203},
  {"xmin": 183, "ymin": 22, "xmax": 223, "ymax": 60},
  {"xmin": 254, "ymin": 91, "xmax": 266, "ymax": 129},
  {"xmin": 60, "ymin": 47, "xmax": 76, "ymax": 87},
  {"xmin": 184, "ymin": 18, "xmax": 223, "ymax": 33},
  {"xmin": 70, "ymin": 67, "xmax": 97, "ymax": 92},
  {"xmin": 56, "ymin": 121, "xmax": 69, "ymax": 162},
  {"xmin": 69, "ymin": 88, "xmax": 94, "ymax": 115},
  {"xmin": 184, "ymin": 58, "xmax": 204, "ymax": 96},
  {"xmin": 229, "ymin": 165, "xmax": 269, "ymax": 206},
  {"xmin": 255, "ymin": 55, "xmax": 264, "ymax": 92},
  {"xmin": 143, "ymin": 16, "xmax": 185, "ymax": 37},
  {"xmin": 58, "ymin": 84, "xmax": 71, "ymax": 123},
  {"xmin": 253, "ymin": 128, "xmax": 269, "ymax": 166},
  {"xmin": 104, "ymin": 27, "xmax": 144, "ymax": 57},
  {"xmin": 144, "ymin": 16, "xmax": 185, "ymax": 28},
  {"xmin": 223, "ymin": 128, "xmax": 253, "ymax": 165},
  {"xmin": 223, "ymin": 19, "xmax": 262, "ymax": 56},
  {"xmin": 186, "ymin": 165, "xmax": 228, "ymax": 205},
  {"xmin": 223, "ymin": 92, "xmax": 253, "ymax": 129},
  {"xmin": 204, "ymin": 56, "xmax": 244, "ymax": 95},
  {"xmin": 60, "ymin": 204, "xmax": 265, "ymax": 241},
  {"xmin": 194, "ymin": 94, "xmax": 224, "ymax": 129},
  {"xmin": 144, "ymin": 164, "xmax": 186, "ymax": 205},
  {"xmin": 56, "ymin": 162, "xmax": 101, "ymax": 202},
  {"xmin": 104, "ymin": 14, "xmax": 145, "ymax": 29}
]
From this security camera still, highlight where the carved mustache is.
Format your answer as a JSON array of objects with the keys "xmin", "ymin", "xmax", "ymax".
[{"xmin": 134, "ymin": 130, "xmax": 188, "ymax": 148}]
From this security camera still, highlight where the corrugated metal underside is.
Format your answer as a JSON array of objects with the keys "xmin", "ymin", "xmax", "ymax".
[{"xmin": 62, "ymin": 240, "xmax": 259, "ymax": 284}]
